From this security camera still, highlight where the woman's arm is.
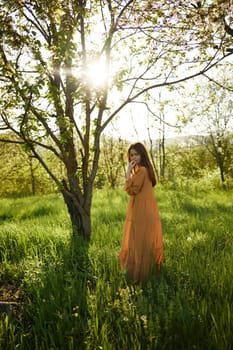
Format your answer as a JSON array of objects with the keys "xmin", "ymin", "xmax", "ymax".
[{"xmin": 125, "ymin": 167, "xmax": 146, "ymax": 195}]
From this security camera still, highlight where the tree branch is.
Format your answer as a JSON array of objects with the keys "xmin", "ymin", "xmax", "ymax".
[
  {"xmin": 202, "ymin": 73, "xmax": 233, "ymax": 92},
  {"xmin": 100, "ymin": 51, "xmax": 233, "ymax": 131}
]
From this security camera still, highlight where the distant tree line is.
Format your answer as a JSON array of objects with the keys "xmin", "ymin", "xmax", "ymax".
[{"xmin": 1, "ymin": 132, "xmax": 232, "ymax": 197}]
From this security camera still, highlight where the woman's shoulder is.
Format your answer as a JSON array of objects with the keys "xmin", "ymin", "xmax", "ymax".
[
  {"xmin": 139, "ymin": 166, "xmax": 147, "ymax": 173},
  {"xmin": 138, "ymin": 166, "xmax": 152, "ymax": 182},
  {"xmin": 136, "ymin": 166, "xmax": 148, "ymax": 176}
]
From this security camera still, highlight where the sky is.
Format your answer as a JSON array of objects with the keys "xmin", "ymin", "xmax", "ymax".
[{"xmin": 104, "ymin": 113, "xmax": 190, "ymax": 142}]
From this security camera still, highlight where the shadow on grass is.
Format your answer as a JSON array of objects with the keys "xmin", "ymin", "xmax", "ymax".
[
  {"xmin": 0, "ymin": 206, "xmax": 57, "ymax": 224},
  {"xmin": 14, "ymin": 235, "xmax": 90, "ymax": 350},
  {"xmin": 21, "ymin": 206, "xmax": 59, "ymax": 220},
  {"xmin": 0, "ymin": 213, "xmax": 13, "ymax": 222},
  {"xmin": 179, "ymin": 200, "xmax": 221, "ymax": 220},
  {"xmin": 119, "ymin": 265, "xmax": 210, "ymax": 350},
  {"xmin": 180, "ymin": 199, "xmax": 233, "ymax": 218}
]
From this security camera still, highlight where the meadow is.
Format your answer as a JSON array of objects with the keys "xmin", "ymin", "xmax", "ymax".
[{"xmin": 0, "ymin": 181, "xmax": 232, "ymax": 350}]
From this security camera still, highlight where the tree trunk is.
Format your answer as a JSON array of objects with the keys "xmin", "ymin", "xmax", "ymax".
[
  {"xmin": 29, "ymin": 156, "xmax": 36, "ymax": 195},
  {"xmin": 62, "ymin": 190, "xmax": 92, "ymax": 240},
  {"xmin": 209, "ymin": 134, "xmax": 226, "ymax": 185},
  {"xmin": 159, "ymin": 135, "xmax": 165, "ymax": 179},
  {"xmin": 159, "ymin": 111, "xmax": 166, "ymax": 179},
  {"xmin": 218, "ymin": 158, "xmax": 225, "ymax": 183},
  {"xmin": 220, "ymin": 168, "xmax": 225, "ymax": 183}
]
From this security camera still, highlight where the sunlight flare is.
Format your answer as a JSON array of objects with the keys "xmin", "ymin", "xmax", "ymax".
[{"xmin": 84, "ymin": 58, "xmax": 109, "ymax": 89}]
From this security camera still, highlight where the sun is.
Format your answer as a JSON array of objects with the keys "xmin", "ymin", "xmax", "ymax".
[{"xmin": 85, "ymin": 58, "xmax": 109, "ymax": 89}]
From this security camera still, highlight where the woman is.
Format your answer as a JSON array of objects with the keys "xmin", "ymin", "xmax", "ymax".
[{"xmin": 119, "ymin": 142, "xmax": 164, "ymax": 283}]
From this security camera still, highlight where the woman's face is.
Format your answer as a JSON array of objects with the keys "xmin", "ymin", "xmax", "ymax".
[{"xmin": 129, "ymin": 148, "xmax": 141, "ymax": 165}]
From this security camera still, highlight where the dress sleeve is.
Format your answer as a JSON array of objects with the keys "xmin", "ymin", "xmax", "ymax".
[{"xmin": 125, "ymin": 167, "xmax": 146, "ymax": 195}]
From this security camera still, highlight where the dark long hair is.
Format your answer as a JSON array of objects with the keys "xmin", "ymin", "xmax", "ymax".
[{"xmin": 127, "ymin": 142, "xmax": 157, "ymax": 187}]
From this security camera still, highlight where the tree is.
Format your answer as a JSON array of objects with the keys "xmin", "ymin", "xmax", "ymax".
[
  {"xmin": 165, "ymin": 140, "xmax": 213, "ymax": 180},
  {"xmin": 0, "ymin": 133, "xmax": 32, "ymax": 196},
  {"xmin": 204, "ymin": 131, "xmax": 232, "ymax": 185},
  {"xmin": 0, "ymin": 132, "xmax": 62, "ymax": 196},
  {"xmin": 147, "ymin": 93, "xmax": 174, "ymax": 180},
  {"xmin": 173, "ymin": 64, "xmax": 233, "ymax": 184},
  {"xmin": 99, "ymin": 136, "xmax": 127, "ymax": 189},
  {"xmin": 0, "ymin": 0, "xmax": 232, "ymax": 238}
]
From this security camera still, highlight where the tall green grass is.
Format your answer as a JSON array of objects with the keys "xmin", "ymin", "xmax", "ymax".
[{"xmin": 0, "ymin": 185, "xmax": 232, "ymax": 349}]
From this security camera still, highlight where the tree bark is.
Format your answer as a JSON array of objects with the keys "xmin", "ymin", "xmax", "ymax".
[
  {"xmin": 217, "ymin": 154, "xmax": 225, "ymax": 184},
  {"xmin": 210, "ymin": 134, "xmax": 226, "ymax": 184},
  {"xmin": 29, "ymin": 156, "xmax": 36, "ymax": 195},
  {"xmin": 62, "ymin": 188, "xmax": 92, "ymax": 240}
]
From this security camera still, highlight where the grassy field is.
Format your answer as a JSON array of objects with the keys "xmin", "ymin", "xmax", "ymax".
[{"xmin": 0, "ymin": 182, "xmax": 232, "ymax": 350}]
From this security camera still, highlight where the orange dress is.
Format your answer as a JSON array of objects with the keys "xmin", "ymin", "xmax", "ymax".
[{"xmin": 119, "ymin": 166, "xmax": 163, "ymax": 282}]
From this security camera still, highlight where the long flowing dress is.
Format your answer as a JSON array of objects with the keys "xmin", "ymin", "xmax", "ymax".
[{"xmin": 119, "ymin": 166, "xmax": 164, "ymax": 282}]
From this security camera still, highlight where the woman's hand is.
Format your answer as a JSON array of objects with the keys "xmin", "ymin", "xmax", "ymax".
[
  {"xmin": 128, "ymin": 160, "xmax": 136, "ymax": 172},
  {"xmin": 126, "ymin": 160, "xmax": 136, "ymax": 180}
]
